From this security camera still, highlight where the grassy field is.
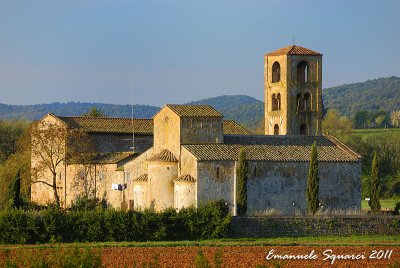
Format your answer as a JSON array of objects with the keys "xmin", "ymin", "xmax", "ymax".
[
  {"xmin": 361, "ymin": 198, "xmax": 399, "ymax": 210},
  {"xmin": 1, "ymin": 235, "xmax": 399, "ymax": 249},
  {"xmin": 351, "ymin": 128, "xmax": 400, "ymax": 140}
]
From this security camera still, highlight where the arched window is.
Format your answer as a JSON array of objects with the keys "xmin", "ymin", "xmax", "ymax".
[
  {"xmin": 272, "ymin": 61, "xmax": 280, "ymax": 83},
  {"xmin": 274, "ymin": 124, "xmax": 279, "ymax": 135},
  {"xmin": 296, "ymin": 93, "xmax": 302, "ymax": 111},
  {"xmin": 300, "ymin": 124, "xmax": 307, "ymax": 135},
  {"xmin": 272, "ymin": 94, "xmax": 278, "ymax": 111},
  {"xmin": 277, "ymin": 93, "xmax": 281, "ymax": 111},
  {"xmin": 297, "ymin": 61, "xmax": 309, "ymax": 83},
  {"xmin": 303, "ymin": 93, "xmax": 311, "ymax": 111}
]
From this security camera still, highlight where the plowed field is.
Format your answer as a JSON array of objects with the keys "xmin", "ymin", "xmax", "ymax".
[
  {"xmin": 1, "ymin": 245, "xmax": 398, "ymax": 267},
  {"xmin": 100, "ymin": 246, "xmax": 399, "ymax": 267}
]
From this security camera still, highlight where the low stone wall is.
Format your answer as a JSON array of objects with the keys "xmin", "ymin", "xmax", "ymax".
[{"xmin": 230, "ymin": 216, "xmax": 400, "ymax": 238}]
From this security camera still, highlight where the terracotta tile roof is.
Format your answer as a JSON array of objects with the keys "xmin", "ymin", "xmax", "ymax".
[
  {"xmin": 223, "ymin": 120, "xmax": 252, "ymax": 135},
  {"xmin": 183, "ymin": 135, "xmax": 360, "ymax": 162},
  {"xmin": 165, "ymin": 104, "xmax": 223, "ymax": 117},
  {"xmin": 51, "ymin": 115, "xmax": 248, "ymax": 135},
  {"xmin": 224, "ymin": 135, "xmax": 333, "ymax": 146},
  {"xmin": 267, "ymin": 45, "xmax": 322, "ymax": 56},
  {"xmin": 67, "ymin": 152, "xmax": 136, "ymax": 164},
  {"xmin": 56, "ymin": 116, "xmax": 153, "ymax": 134},
  {"xmin": 172, "ymin": 174, "xmax": 196, "ymax": 182},
  {"xmin": 134, "ymin": 174, "xmax": 148, "ymax": 182},
  {"xmin": 148, "ymin": 149, "xmax": 178, "ymax": 162}
]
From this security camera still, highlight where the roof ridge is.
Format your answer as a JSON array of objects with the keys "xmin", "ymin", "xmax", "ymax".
[
  {"xmin": 324, "ymin": 133, "xmax": 362, "ymax": 159},
  {"xmin": 58, "ymin": 115, "xmax": 152, "ymax": 120},
  {"xmin": 148, "ymin": 149, "xmax": 178, "ymax": 162}
]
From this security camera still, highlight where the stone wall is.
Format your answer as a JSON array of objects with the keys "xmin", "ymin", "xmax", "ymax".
[
  {"xmin": 153, "ymin": 107, "xmax": 181, "ymax": 159},
  {"xmin": 88, "ymin": 133, "xmax": 152, "ymax": 153},
  {"xmin": 197, "ymin": 161, "xmax": 235, "ymax": 213},
  {"xmin": 264, "ymin": 54, "xmax": 288, "ymax": 135},
  {"xmin": 247, "ymin": 161, "xmax": 361, "ymax": 215},
  {"xmin": 31, "ymin": 115, "xmax": 67, "ymax": 206},
  {"xmin": 174, "ymin": 182, "xmax": 196, "ymax": 209},
  {"xmin": 264, "ymin": 53, "xmax": 323, "ymax": 135},
  {"xmin": 64, "ymin": 163, "xmax": 126, "ymax": 209},
  {"xmin": 148, "ymin": 161, "xmax": 178, "ymax": 211},
  {"xmin": 180, "ymin": 117, "xmax": 223, "ymax": 144},
  {"xmin": 123, "ymin": 147, "xmax": 154, "ymax": 204},
  {"xmin": 230, "ymin": 216, "xmax": 400, "ymax": 238},
  {"xmin": 133, "ymin": 182, "xmax": 148, "ymax": 210}
]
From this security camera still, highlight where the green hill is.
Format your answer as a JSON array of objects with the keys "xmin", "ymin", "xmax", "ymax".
[
  {"xmin": 186, "ymin": 95, "xmax": 264, "ymax": 129},
  {"xmin": 0, "ymin": 102, "xmax": 160, "ymax": 121},
  {"xmin": 1, "ymin": 76, "xmax": 399, "ymax": 129},
  {"xmin": 323, "ymin": 76, "xmax": 400, "ymax": 116}
]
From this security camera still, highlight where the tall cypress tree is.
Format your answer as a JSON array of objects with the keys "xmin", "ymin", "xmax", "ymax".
[
  {"xmin": 9, "ymin": 169, "xmax": 21, "ymax": 209},
  {"xmin": 236, "ymin": 148, "xmax": 248, "ymax": 216},
  {"xmin": 368, "ymin": 151, "xmax": 381, "ymax": 212},
  {"xmin": 306, "ymin": 141, "xmax": 319, "ymax": 215}
]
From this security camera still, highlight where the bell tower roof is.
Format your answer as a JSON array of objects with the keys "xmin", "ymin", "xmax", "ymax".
[{"xmin": 266, "ymin": 45, "xmax": 322, "ymax": 56}]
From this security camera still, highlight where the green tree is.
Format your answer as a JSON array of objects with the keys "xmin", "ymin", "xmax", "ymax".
[
  {"xmin": 368, "ymin": 151, "xmax": 381, "ymax": 212},
  {"xmin": 236, "ymin": 148, "xmax": 248, "ymax": 216},
  {"xmin": 322, "ymin": 109, "xmax": 352, "ymax": 136},
  {"xmin": 375, "ymin": 115, "xmax": 386, "ymax": 128},
  {"xmin": 82, "ymin": 107, "xmax": 106, "ymax": 117},
  {"xmin": 353, "ymin": 110, "xmax": 369, "ymax": 129},
  {"xmin": 306, "ymin": 141, "xmax": 319, "ymax": 214},
  {"xmin": 8, "ymin": 169, "xmax": 21, "ymax": 208},
  {"xmin": 31, "ymin": 121, "xmax": 91, "ymax": 208}
]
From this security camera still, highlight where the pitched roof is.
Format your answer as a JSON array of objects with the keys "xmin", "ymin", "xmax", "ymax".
[
  {"xmin": 134, "ymin": 174, "xmax": 148, "ymax": 182},
  {"xmin": 48, "ymin": 114, "xmax": 249, "ymax": 135},
  {"xmin": 267, "ymin": 45, "xmax": 322, "ymax": 56},
  {"xmin": 148, "ymin": 149, "xmax": 178, "ymax": 162},
  {"xmin": 165, "ymin": 104, "xmax": 223, "ymax": 117},
  {"xmin": 183, "ymin": 135, "xmax": 360, "ymax": 162},
  {"xmin": 67, "ymin": 152, "xmax": 136, "ymax": 164},
  {"xmin": 55, "ymin": 116, "xmax": 153, "ymax": 134},
  {"xmin": 173, "ymin": 174, "xmax": 196, "ymax": 182},
  {"xmin": 223, "ymin": 120, "xmax": 252, "ymax": 135}
]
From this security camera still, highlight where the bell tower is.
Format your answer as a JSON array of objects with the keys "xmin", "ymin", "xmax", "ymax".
[{"xmin": 264, "ymin": 45, "xmax": 323, "ymax": 135}]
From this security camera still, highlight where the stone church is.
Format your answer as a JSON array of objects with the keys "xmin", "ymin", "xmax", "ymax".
[{"xmin": 31, "ymin": 45, "xmax": 361, "ymax": 215}]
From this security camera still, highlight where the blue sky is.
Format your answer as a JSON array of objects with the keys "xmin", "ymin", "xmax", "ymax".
[{"xmin": 0, "ymin": 0, "xmax": 399, "ymax": 106}]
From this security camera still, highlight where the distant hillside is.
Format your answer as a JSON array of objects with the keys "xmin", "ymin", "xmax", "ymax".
[
  {"xmin": 186, "ymin": 95, "xmax": 263, "ymax": 129},
  {"xmin": 323, "ymin": 76, "xmax": 400, "ymax": 116},
  {"xmin": 0, "ymin": 102, "xmax": 160, "ymax": 121},
  {"xmin": 1, "ymin": 76, "xmax": 399, "ymax": 128},
  {"xmin": 0, "ymin": 95, "xmax": 265, "ymax": 131}
]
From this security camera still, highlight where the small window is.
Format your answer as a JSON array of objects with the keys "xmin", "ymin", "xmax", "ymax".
[
  {"xmin": 272, "ymin": 94, "xmax": 279, "ymax": 111},
  {"xmin": 253, "ymin": 166, "xmax": 257, "ymax": 177},
  {"xmin": 272, "ymin": 61, "xmax": 280, "ymax": 83},
  {"xmin": 303, "ymin": 93, "xmax": 311, "ymax": 111},
  {"xmin": 297, "ymin": 61, "xmax": 309, "ymax": 83},
  {"xmin": 98, "ymin": 171, "xmax": 105, "ymax": 181},
  {"xmin": 296, "ymin": 93, "xmax": 302, "ymax": 111},
  {"xmin": 216, "ymin": 167, "xmax": 220, "ymax": 179},
  {"xmin": 274, "ymin": 124, "xmax": 279, "ymax": 135},
  {"xmin": 300, "ymin": 124, "xmax": 308, "ymax": 135}
]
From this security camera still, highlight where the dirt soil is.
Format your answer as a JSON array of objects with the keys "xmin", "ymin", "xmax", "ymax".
[{"xmin": 100, "ymin": 245, "xmax": 399, "ymax": 267}]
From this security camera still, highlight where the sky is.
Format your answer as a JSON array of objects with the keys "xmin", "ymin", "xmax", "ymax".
[{"xmin": 0, "ymin": 0, "xmax": 399, "ymax": 106}]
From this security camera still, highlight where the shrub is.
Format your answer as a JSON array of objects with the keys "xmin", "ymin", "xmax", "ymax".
[{"xmin": 0, "ymin": 200, "xmax": 231, "ymax": 244}]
